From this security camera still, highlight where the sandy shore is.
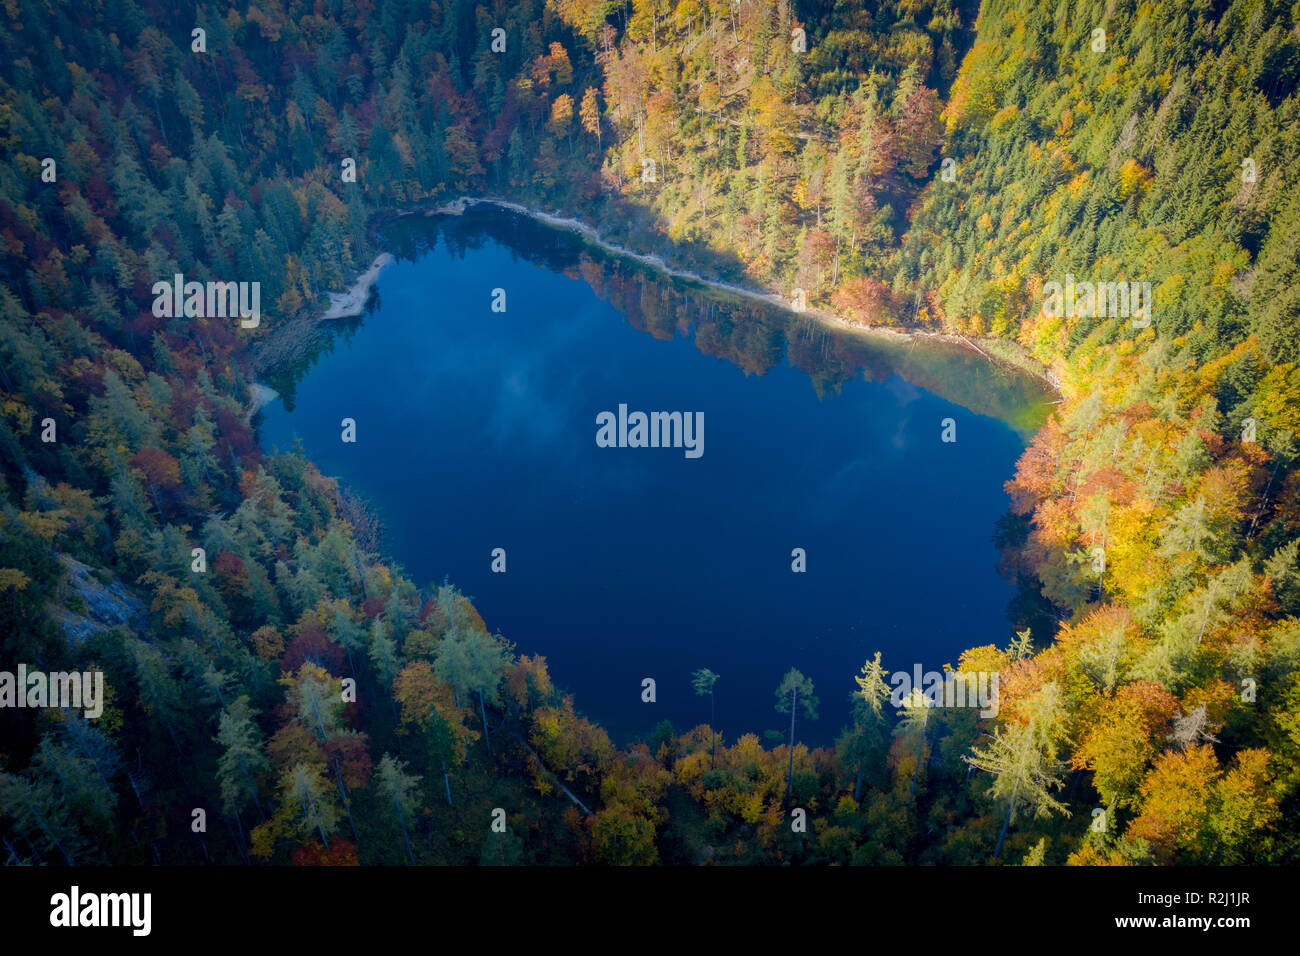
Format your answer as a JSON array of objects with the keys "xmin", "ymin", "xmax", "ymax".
[
  {"xmin": 249, "ymin": 252, "xmax": 394, "ymax": 378},
  {"xmin": 321, "ymin": 252, "xmax": 394, "ymax": 319},
  {"xmin": 244, "ymin": 381, "xmax": 279, "ymax": 422},
  {"xmin": 416, "ymin": 196, "xmax": 1062, "ymax": 392}
]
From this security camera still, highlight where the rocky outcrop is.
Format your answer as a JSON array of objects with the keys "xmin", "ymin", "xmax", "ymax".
[{"xmin": 49, "ymin": 554, "xmax": 146, "ymax": 646}]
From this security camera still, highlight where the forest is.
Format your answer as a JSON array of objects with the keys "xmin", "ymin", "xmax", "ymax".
[{"xmin": 0, "ymin": 0, "xmax": 1297, "ymax": 865}]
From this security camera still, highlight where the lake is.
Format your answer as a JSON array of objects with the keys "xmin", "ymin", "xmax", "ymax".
[{"xmin": 258, "ymin": 208, "xmax": 1055, "ymax": 745}]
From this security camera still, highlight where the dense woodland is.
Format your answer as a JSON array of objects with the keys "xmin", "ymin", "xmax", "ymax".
[{"xmin": 1, "ymin": 0, "xmax": 1298, "ymax": 864}]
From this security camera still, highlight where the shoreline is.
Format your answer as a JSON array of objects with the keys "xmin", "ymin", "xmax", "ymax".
[
  {"xmin": 321, "ymin": 252, "xmax": 394, "ymax": 319},
  {"xmin": 248, "ymin": 196, "xmax": 1063, "ymax": 414},
  {"xmin": 246, "ymin": 252, "xmax": 393, "ymax": 385},
  {"xmin": 409, "ymin": 195, "xmax": 1063, "ymax": 393},
  {"xmin": 244, "ymin": 381, "xmax": 279, "ymax": 423}
]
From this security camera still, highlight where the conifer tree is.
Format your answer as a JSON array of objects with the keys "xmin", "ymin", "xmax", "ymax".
[{"xmin": 965, "ymin": 683, "xmax": 1072, "ymax": 859}]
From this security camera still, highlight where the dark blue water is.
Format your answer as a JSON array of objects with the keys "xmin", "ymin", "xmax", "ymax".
[{"xmin": 260, "ymin": 213, "xmax": 1045, "ymax": 745}]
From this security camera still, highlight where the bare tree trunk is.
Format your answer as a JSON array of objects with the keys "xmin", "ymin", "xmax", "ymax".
[
  {"xmin": 784, "ymin": 687, "xmax": 797, "ymax": 804},
  {"xmin": 993, "ymin": 780, "xmax": 1020, "ymax": 859},
  {"xmin": 394, "ymin": 794, "xmax": 416, "ymax": 865}
]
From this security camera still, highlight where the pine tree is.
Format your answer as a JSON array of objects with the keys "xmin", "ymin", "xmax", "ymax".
[
  {"xmin": 215, "ymin": 695, "xmax": 270, "ymax": 821},
  {"xmin": 965, "ymin": 683, "xmax": 1072, "ymax": 858},
  {"xmin": 374, "ymin": 753, "xmax": 421, "ymax": 865},
  {"xmin": 691, "ymin": 667, "xmax": 719, "ymax": 768},
  {"xmin": 282, "ymin": 762, "xmax": 342, "ymax": 848},
  {"xmin": 774, "ymin": 668, "xmax": 817, "ymax": 804}
]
